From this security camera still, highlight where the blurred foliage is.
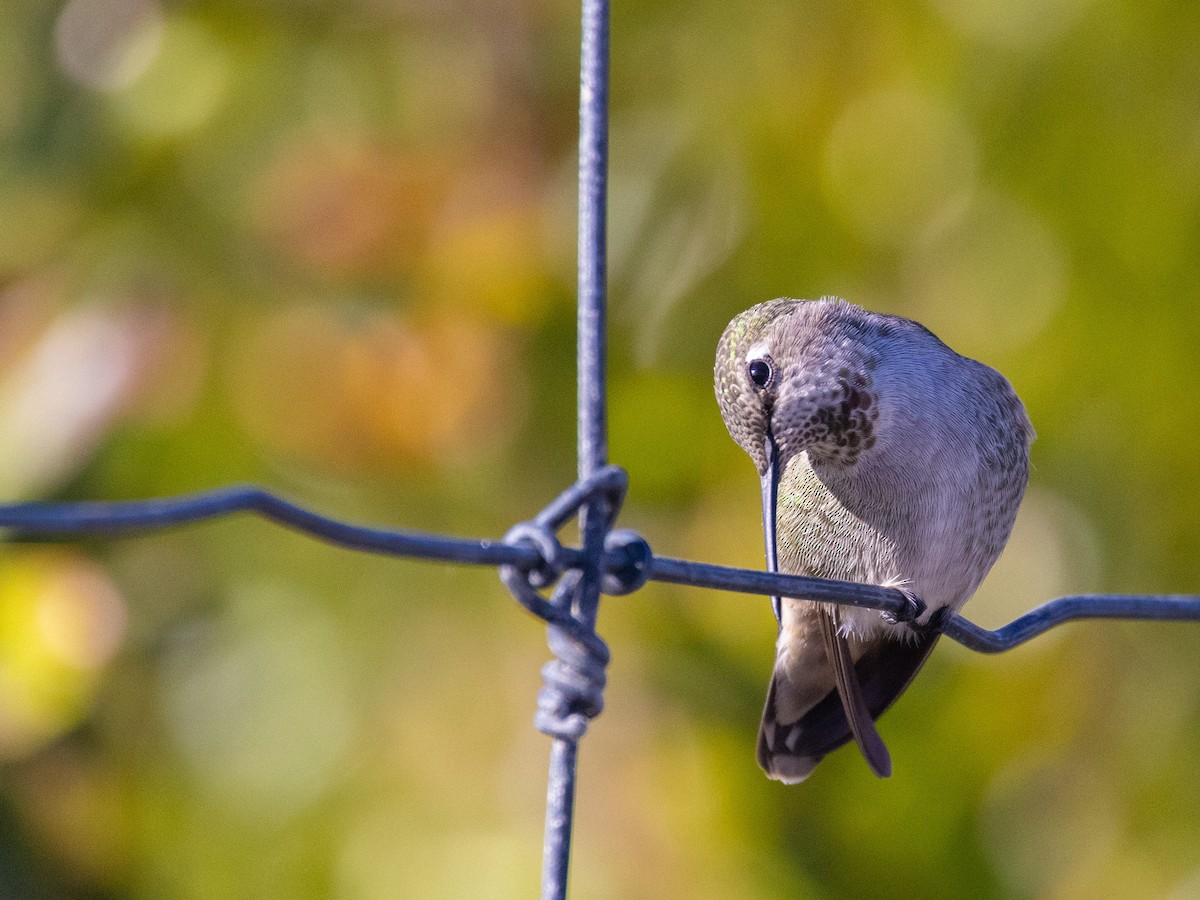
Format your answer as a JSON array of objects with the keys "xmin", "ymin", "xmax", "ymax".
[{"xmin": 1, "ymin": 0, "xmax": 1199, "ymax": 897}]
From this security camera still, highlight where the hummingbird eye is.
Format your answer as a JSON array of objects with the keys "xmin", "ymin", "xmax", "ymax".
[{"xmin": 748, "ymin": 358, "xmax": 773, "ymax": 388}]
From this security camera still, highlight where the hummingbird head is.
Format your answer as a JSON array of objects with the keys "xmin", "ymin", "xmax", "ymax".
[
  {"xmin": 715, "ymin": 297, "xmax": 889, "ymax": 609},
  {"xmin": 714, "ymin": 297, "xmax": 883, "ymax": 480}
]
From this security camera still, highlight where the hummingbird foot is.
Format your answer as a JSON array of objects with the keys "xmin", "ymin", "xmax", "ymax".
[
  {"xmin": 878, "ymin": 584, "xmax": 926, "ymax": 627},
  {"xmin": 907, "ymin": 605, "xmax": 954, "ymax": 636}
]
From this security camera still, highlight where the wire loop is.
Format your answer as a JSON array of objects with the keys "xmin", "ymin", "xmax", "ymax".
[{"xmin": 502, "ymin": 521, "xmax": 567, "ymax": 590}]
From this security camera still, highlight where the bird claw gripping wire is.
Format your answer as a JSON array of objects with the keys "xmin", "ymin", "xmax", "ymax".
[{"xmin": 499, "ymin": 465, "xmax": 635, "ymax": 741}]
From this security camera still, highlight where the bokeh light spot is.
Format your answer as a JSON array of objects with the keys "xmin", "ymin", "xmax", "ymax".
[
  {"xmin": 904, "ymin": 189, "xmax": 1069, "ymax": 356},
  {"xmin": 0, "ymin": 301, "xmax": 194, "ymax": 499},
  {"xmin": 822, "ymin": 87, "xmax": 977, "ymax": 246},
  {"xmin": 54, "ymin": 0, "xmax": 164, "ymax": 92},
  {"xmin": 160, "ymin": 585, "xmax": 356, "ymax": 823},
  {"xmin": 35, "ymin": 563, "xmax": 126, "ymax": 671},
  {"xmin": 927, "ymin": 0, "xmax": 1096, "ymax": 51},
  {"xmin": 0, "ymin": 552, "xmax": 127, "ymax": 759},
  {"xmin": 112, "ymin": 17, "xmax": 230, "ymax": 139}
]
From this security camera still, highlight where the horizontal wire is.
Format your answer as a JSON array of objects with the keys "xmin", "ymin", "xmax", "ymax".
[
  {"xmin": 942, "ymin": 594, "xmax": 1200, "ymax": 652},
  {"xmin": 1, "ymin": 485, "xmax": 1198, "ymax": 653},
  {"xmin": 646, "ymin": 555, "xmax": 914, "ymax": 617},
  {"xmin": 0, "ymin": 484, "xmax": 548, "ymax": 568}
]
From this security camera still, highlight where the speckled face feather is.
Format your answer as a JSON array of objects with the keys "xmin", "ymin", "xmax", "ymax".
[
  {"xmin": 714, "ymin": 298, "xmax": 799, "ymax": 473},
  {"xmin": 715, "ymin": 297, "xmax": 891, "ymax": 470},
  {"xmin": 714, "ymin": 296, "xmax": 1034, "ymax": 782}
]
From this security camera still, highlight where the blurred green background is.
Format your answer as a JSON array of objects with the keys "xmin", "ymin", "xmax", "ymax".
[{"xmin": 1, "ymin": 0, "xmax": 1199, "ymax": 897}]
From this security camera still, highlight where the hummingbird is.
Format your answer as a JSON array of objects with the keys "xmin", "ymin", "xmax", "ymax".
[{"xmin": 714, "ymin": 297, "xmax": 1033, "ymax": 782}]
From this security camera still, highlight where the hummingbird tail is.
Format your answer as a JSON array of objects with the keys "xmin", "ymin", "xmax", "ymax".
[
  {"xmin": 756, "ymin": 623, "xmax": 942, "ymax": 782},
  {"xmin": 818, "ymin": 606, "xmax": 892, "ymax": 777}
]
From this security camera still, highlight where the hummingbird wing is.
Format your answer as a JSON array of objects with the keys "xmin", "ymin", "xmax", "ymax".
[
  {"xmin": 756, "ymin": 624, "xmax": 941, "ymax": 783},
  {"xmin": 818, "ymin": 607, "xmax": 891, "ymax": 777}
]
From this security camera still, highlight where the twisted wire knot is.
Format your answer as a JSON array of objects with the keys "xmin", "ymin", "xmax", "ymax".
[
  {"xmin": 498, "ymin": 466, "xmax": 632, "ymax": 741},
  {"xmin": 536, "ymin": 602, "xmax": 612, "ymax": 739}
]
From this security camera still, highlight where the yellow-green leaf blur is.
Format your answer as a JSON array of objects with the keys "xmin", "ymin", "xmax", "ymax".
[{"xmin": 1, "ymin": 0, "xmax": 1199, "ymax": 897}]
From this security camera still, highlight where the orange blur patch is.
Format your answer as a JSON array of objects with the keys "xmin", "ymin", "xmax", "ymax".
[
  {"xmin": 248, "ymin": 134, "xmax": 451, "ymax": 278},
  {"xmin": 231, "ymin": 306, "xmax": 524, "ymax": 473}
]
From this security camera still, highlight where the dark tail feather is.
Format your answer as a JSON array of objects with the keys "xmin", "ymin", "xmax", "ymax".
[
  {"xmin": 818, "ymin": 607, "xmax": 891, "ymax": 777},
  {"xmin": 757, "ymin": 628, "xmax": 941, "ymax": 782}
]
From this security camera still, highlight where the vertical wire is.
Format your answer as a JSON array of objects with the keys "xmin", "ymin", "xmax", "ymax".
[
  {"xmin": 541, "ymin": 0, "xmax": 609, "ymax": 898},
  {"xmin": 576, "ymin": 0, "xmax": 609, "ymax": 484},
  {"xmin": 575, "ymin": 0, "xmax": 610, "ymax": 626},
  {"xmin": 541, "ymin": 737, "xmax": 579, "ymax": 900}
]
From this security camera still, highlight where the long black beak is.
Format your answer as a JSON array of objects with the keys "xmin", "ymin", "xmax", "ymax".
[{"xmin": 760, "ymin": 427, "xmax": 782, "ymax": 625}]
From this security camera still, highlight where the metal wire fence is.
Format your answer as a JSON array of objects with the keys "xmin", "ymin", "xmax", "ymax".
[{"xmin": 3, "ymin": 1, "xmax": 1200, "ymax": 898}]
